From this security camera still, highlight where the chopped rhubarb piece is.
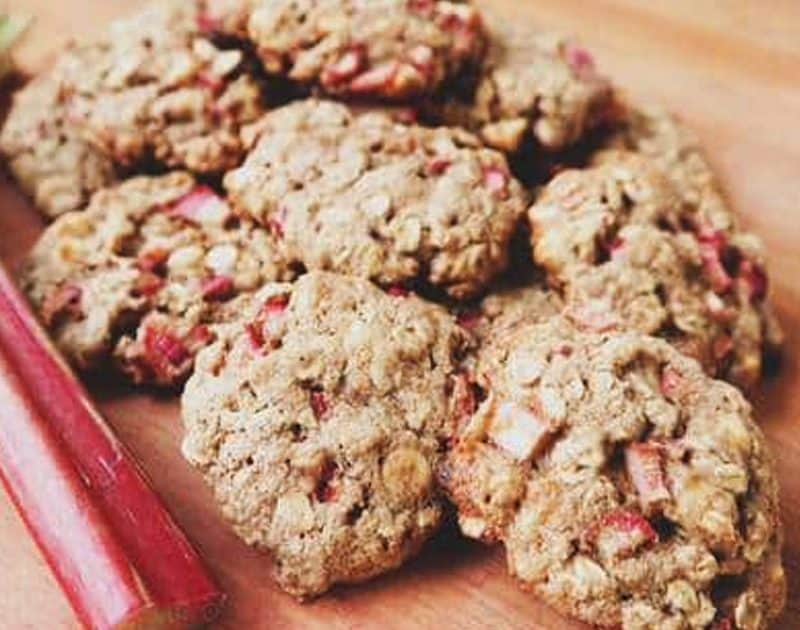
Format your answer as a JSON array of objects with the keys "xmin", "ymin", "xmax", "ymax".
[
  {"xmin": 248, "ymin": 294, "xmax": 290, "ymax": 353},
  {"xmin": 625, "ymin": 443, "xmax": 670, "ymax": 509},
  {"xmin": 609, "ymin": 236, "xmax": 628, "ymax": 261},
  {"xmin": 349, "ymin": 62, "xmax": 399, "ymax": 95},
  {"xmin": 713, "ymin": 334, "xmax": 735, "ymax": 362},
  {"xmin": 698, "ymin": 229, "xmax": 733, "ymax": 294},
  {"xmin": 246, "ymin": 322, "xmax": 266, "ymax": 352},
  {"xmin": 712, "ymin": 618, "xmax": 734, "ymax": 630},
  {"xmin": 322, "ymin": 45, "xmax": 367, "ymax": 87},
  {"xmin": 137, "ymin": 248, "xmax": 169, "ymax": 274},
  {"xmin": 196, "ymin": 70, "xmax": 226, "ymax": 96},
  {"xmin": 41, "ymin": 284, "xmax": 82, "ymax": 327},
  {"xmin": 267, "ymin": 206, "xmax": 288, "ymax": 239},
  {"xmin": 564, "ymin": 43, "xmax": 596, "ymax": 75},
  {"xmin": 263, "ymin": 294, "xmax": 289, "ymax": 318},
  {"xmin": 268, "ymin": 218, "xmax": 284, "ymax": 239},
  {"xmin": 387, "ymin": 285, "xmax": 411, "ymax": 298},
  {"xmin": 201, "ymin": 275, "xmax": 235, "ymax": 302},
  {"xmin": 197, "ymin": 12, "xmax": 220, "ymax": 34},
  {"xmin": 146, "ymin": 327, "xmax": 190, "ymax": 367},
  {"xmin": 168, "ymin": 186, "xmax": 231, "ymax": 225},
  {"xmin": 426, "ymin": 158, "xmax": 452, "ymax": 176},
  {"xmin": 408, "ymin": 0, "xmax": 435, "ymax": 16},
  {"xmin": 738, "ymin": 259, "xmax": 768, "ymax": 303},
  {"xmin": 456, "ymin": 310, "xmax": 482, "ymax": 331},
  {"xmin": 0, "ymin": 265, "xmax": 224, "ymax": 628},
  {"xmin": 134, "ymin": 271, "xmax": 166, "ymax": 298},
  {"xmin": 660, "ymin": 367, "xmax": 683, "ymax": 399},
  {"xmin": 186, "ymin": 325, "xmax": 215, "ymax": 349},
  {"xmin": 488, "ymin": 401, "xmax": 551, "ymax": 461},
  {"xmin": 310, "ymin": 390, "xmax": 330, "ymax": 420},
  {"xmin": 483, "ymin": 167, "xmax": 510, "ymax": 200},
  {"xmin": 314, "ymin": 460, "xmax": 339, "ymax": 503},
  {"xmin": 588, "ymin": 510, "xmax": 658, "ymax": 559}
]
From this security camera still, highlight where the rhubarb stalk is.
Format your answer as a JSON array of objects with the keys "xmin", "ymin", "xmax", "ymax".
[{"xmin": 0, "ymin": 263, "xmax": 225, "ymax": 629}]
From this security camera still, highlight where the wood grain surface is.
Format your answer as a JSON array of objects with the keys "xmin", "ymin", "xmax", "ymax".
[{"xmin": 1, "ymin": 1, "xmax": 799, "ymax": 628}]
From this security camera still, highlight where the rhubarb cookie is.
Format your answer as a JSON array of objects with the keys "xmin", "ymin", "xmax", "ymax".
[
  {"xmin": 210, "ymin": 0, "xmax": 487, "ymax": 101},
  {"xmin": 21, "ymin": 172, "xmax": 291, "ymax": 388},
  {"xmin": 528, "ymin": 153, "xmax": 781, "ymax": 388},
  {"xmin": 181, "ymin": 271, "xmax": 471, "ymax": 597},
  {"xmin": 435, "ymin": 24, "xmax": 613, "ymax": 153},
  {"xmin": 441, "ymin": 318, "xmax": 786, "ymax": 629},
  {"xmin": 58, "ymin": 0, "xmax": 268, "ymax": 174},
  {"xmin": 225, "ymin": 99, "xmax": 528, "ymax": 299},
  {"xmin": 0, "ymin": 73, "xmax": 117, "ymax": 218},
  {"xmin": 595, "ymin": 102, "xmax": 735, "ymax": 232}
]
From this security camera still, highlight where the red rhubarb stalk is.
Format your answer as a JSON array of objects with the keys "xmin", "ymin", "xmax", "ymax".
[{"xmin": 0, "ymin": 264, "xmax": 224, "ymax": 629}]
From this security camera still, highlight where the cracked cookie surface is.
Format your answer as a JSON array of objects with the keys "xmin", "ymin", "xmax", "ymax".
[
  {"xmin": 57, "ymin": 0, "xmax": 268, "ymax": 174},
  {"xmin": 225, "ymin": 99, "xmax": 528, "ymax": 299},
  {"xmin": 436, "ymin": 23, "xmax": 613, "ymax": 153},
  {"xmin": 528, "ymin": 152, "xmax": 781, "ymax": 389},
  {"xmin": 0, "ymin": 72, "xmax": 118, "ymax": 219},
  {"xmin": 21, "ymin": 172, "xmax": 291, "ymax": 387},
  {"xmin": 207, "ymin": 0, "xmax": 487, "ymax": 101},
  {"xmin": 182, "ymin": 271, "xmax": 470, "ymax": 597},
  {"xmin": 441, "ymin": 318, "xmax": 785, "ymax": 629},
  {"xmin": 596, "ymin": 102, "xmax": 736, "ymax": 233}
]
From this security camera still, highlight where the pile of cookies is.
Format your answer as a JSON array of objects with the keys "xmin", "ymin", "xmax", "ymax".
[{"xmin": 2, "ymin": 1, "xmax": 787, "ymax": 628}]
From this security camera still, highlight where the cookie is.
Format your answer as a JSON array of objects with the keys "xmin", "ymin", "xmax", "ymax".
[
  {"xmin": 210, "ymin": 0, "xmax": 487, "ymax": 101},
  {"xmin": 21, "ymin": 172, "xmax": 291, "ymax": 388},
  {"xmin": 181, "ymin": 271, "xmax": 471, "ymax": 597},
  {"xmin": 59, "ymin": 0, "xmax": 267, "ymax": 174},
  {"xmin": 595, "ymin": 101, "xmax": 735, "ymax": 232},
  {"xmin": 435, "ymin": 24, "xmax": 613, "ymax": 153},
  {"xmin": 0, "ymin": 73, "xmax": 117, "ymax": 218},
  {"xmin": 528, "ymin": 153, "xmax": 781, "ymax": 388},
  {"xmin": 225, "ymin": 99, "xmax": 528, "ymax": 299},
  {"xmin": 441, "ymin": 318, "xmax": 786, "ymax": 629}
]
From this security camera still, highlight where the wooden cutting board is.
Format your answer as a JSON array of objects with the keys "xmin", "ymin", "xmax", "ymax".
[{"xmin": 1, "ymin": 1, "xmax": 799, "ymax": 628}]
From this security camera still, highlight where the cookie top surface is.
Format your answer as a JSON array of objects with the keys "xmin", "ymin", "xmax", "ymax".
[
  {"xmin": 596, "ymin": 102, "xmax": 736, "ymax": 233},
  {"xmin": 215, "ymin": 0, "xmax": 487, "ymax": 101},
  {"xmin": 181, "ymin": 271, "xmax": 470, "ymax": 597},
  {"xmin": 437, "ymin": 25, "xmax": 613, "ymax": 153},
  {"xmin": 528, "ymin": 153, "xmax": 780, "ymax": 389},
  {"xmin": 57, "ymin": 0, "xmax": 267, "ymax": 173},
  {"xmin": 442, "ymin": 318, "xmax": 785, "ymax": 629},
  {"xmin": 457, "ymin": 277, "xmax": 563, "ymax": 342},
  {"xmin": 21, "ymin": 172, "xmax": 291, "ymax": 387},
  {"xmin": 0, "ymin": 73, "xmax": 118, "ymax": 218},
  {"xmin": 224, "ymin": 99, "xmax": 528, "ymax": 299}
]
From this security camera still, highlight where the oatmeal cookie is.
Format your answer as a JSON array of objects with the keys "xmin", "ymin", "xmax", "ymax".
[
  {"xmin": 21, "ymin": 172, "xmax": 291, "ymax": 388},
  {"xmin": 225, "ymin": 99, "xmax": 528, "ymax": 299},
  {"xmin": 436, "ymin": 24, "xmax": 613, "ymax": 153},
  {"xmin": 528, "ymin": 153, "xmax": 781, "ymax": 388},
  {"xmin": 60, "ymin": 0, "xmax": 267, "ymax": 174},
  {"xmin": 209, "ymin": 0, "xmax": 487, "ymax": 101},
  {"xmin": 181, "ymin": 271, "xmax": 471, "ymax": 597},
  {"xmin": 0, "ymin": 73, "xmax": 117, "ymax": 218},
  {"xmin": 441, "ymin": 318, "xmax": 786, "ymax": 629},
  {"xmin": 595, "ymin": 101, "xmax": 735, "ymax": 232}
]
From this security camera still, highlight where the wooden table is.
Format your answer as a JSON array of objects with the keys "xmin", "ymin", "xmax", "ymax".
[{"xmin": 1, "ymin": 1, "xmax": 799, "ymax": 628}]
